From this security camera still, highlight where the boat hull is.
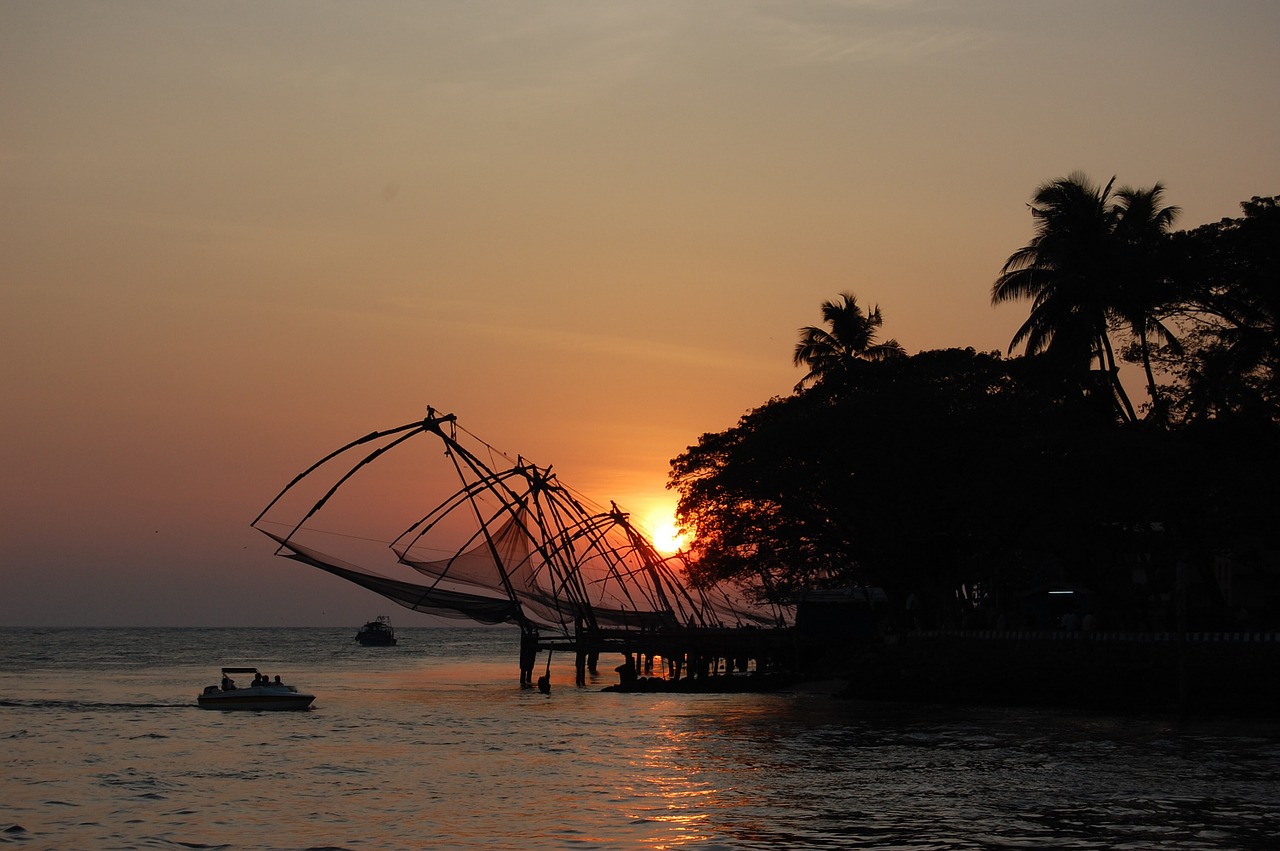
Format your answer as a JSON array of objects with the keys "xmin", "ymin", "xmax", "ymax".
[{"xmin": 197, "ymin": 687, "xmax": 315, "ymax": 711}]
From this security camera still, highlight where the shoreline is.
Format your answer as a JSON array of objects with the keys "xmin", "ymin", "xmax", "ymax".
[{"xmin": 827, "ymin": 629, "xmax": 1280, "ymax": 718}]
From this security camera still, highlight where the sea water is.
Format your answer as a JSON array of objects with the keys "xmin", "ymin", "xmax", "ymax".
[{"xmin": 2, "ymin": 627, "xmax": 1279, "ymax": 850}]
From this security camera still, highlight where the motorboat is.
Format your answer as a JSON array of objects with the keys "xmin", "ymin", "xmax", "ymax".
[
  {"xmin": 197, "ymin": 667, "xmax": 315, "ymax": 711},
  {"xmin": 355, "ymin": 615, "xmax": 397, "ymax": 646}
]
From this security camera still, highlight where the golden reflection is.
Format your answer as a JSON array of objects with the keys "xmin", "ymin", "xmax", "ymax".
[{"xmin": 632, "ymin": 731, "xmax": 719, "ymax": 848}]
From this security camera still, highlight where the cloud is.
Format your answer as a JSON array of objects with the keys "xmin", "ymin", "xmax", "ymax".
[
  {"xmin": 458, "ymin": 313, "xmax": 783, "ymax": 375},
  {"xmin": 745, "ymin": 0, "xmax": 996, "ymax": 65}
]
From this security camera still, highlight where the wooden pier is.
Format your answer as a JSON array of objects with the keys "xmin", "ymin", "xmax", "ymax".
[{"xmin": 520, "ymin": 622, "xmax": 803, "ymax": 690}]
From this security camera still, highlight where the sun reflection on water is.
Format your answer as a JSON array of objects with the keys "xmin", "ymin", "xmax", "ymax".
[{"xmin": 632, "ymin": 733, "xmax": 720, "ymax": 848}]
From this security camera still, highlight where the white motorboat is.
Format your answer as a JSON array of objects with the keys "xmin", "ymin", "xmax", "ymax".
[{"xmin": 197, "ymin": 666, "xmax": 315, "ymax": 711}]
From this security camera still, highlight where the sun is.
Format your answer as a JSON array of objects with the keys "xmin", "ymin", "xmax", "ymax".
[{"xmin": 647, "ymin": 513, "xmax": 688, "ymax": 556}]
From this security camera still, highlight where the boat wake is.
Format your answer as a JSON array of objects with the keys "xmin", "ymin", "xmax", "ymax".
[{"xmin": 0, "ymin": 698, "xmax": 189, "ymax": 711}]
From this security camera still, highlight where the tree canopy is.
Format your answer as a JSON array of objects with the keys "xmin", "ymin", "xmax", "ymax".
[
  {"xmin": 669, "ymin": 186, "xmax": 1280, "ymax": 630},
  {"xmin": 1159, "ymin": 196, "xmax": 1280, "ymax": 425},
  {"xmin": 792, "ymin": 293, "xmax": 905, "ymax": 391},
  {"xmin": 991, "ymin": 173, "xmax": 1182, "ymax": 425}
]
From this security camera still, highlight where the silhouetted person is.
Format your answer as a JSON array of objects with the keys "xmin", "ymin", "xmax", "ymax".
[
  {"xmin": 519, "ymin": 631, "xmax": 537, "ymax": 686},
  {"xmin": 615, "ymin": 654, "xmax": 637, "ymax": 685}
]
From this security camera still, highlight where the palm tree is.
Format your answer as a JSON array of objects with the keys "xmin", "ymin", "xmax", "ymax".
[
  {"xmin": 992, "ymin": 173, "xmax": 1137, "ymax": 422},
  {"xmin": 1112, "ymin": 183, "xmax": 1182, "ymax": 426},
  {"xmin": 793, "ymin": 293, "xmax": 905, "ymax": 391}
]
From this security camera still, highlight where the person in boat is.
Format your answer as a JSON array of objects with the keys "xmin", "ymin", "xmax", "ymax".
[
  {"xmin": 273, "ymin": 675, "xmax": 283, "ymax": 687},
  {"xmin": 222, "ymin": 674, "xmax": 236, "ymax": 691}
]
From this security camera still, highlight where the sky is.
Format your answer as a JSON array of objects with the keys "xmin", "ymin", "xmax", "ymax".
[{"xmin": 3, "ymin": 1, "xmax": 1277, "ymax": 627}]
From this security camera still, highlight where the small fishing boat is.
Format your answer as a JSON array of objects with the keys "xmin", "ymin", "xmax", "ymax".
[
  {"xmin": 197, "ymin": 667, "xmax": 315, "ymax": 711},
  {"xmin": 355, "ymin": 615, "xmax": 397, "ymax": 646}
]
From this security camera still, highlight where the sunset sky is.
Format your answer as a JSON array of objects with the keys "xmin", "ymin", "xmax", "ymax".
[{"xmin": 3, "ymin": 1, "xmax": 1277, "ymax": 626}]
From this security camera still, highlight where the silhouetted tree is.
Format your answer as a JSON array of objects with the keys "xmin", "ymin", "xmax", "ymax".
[
  {"xmin": 672, "ymin": 349, "xmax": 1122, "ymax": 621},
  {"xmin": 1112, "ymin": 183, "xmax": 1182, "ymax": 426},
  {"xmin": 792, "ymin": 293, "xmax": 904, "ymax": 391},
  {"xmin": 1162, "ymin": 196, "xmax": 1280, "ymax": 425},
  {"xmin": 668, "ymin": 188, "xmax": 1280, "ymax": 632},
  {"xmin": 993, "ymin": 174, "xmax": 1144, "ymax": 422}
]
